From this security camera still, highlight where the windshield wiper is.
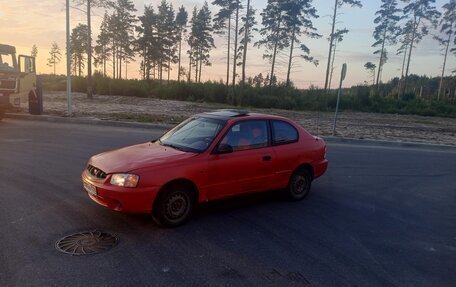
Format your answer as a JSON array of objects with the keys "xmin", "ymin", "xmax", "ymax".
[{"xmin": 161, "ymin": 142, "xmax": 185, "ymax": 151}]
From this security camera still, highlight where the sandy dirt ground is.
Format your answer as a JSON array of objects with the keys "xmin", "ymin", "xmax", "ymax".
[{"xmin": 18, "ymin": 91, "xmax": 456, "ymax": 145}]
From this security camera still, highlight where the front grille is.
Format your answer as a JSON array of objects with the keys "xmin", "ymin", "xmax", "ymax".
[
  {"xmin": 87, "ymin": 165, "xmax": 107, "ymax": 179},
  {"xmin": 0, "ymin": 79, "xmax": 17, "ymax": 91}
]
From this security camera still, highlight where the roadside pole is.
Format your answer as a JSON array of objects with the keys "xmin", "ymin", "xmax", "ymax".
[
  {"xmin": 332, "ymin": 63, "xmax": 347, "ymax": 136},
  {"xmin": 66, "ymin": 0, "xmax": 72, "ymax": 115}
]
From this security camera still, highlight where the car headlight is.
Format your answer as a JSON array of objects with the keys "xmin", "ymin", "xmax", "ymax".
[{"xmin": 110, "ymin": 174, "xmax": 139, "ymax": 188}]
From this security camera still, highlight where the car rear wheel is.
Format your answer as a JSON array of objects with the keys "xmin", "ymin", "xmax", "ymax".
[
  {"xmin": 287, "ymin": 168, "xmax": 312, "ymax": 201},
  {"xmin": 153, "ymin": 188, "xmax": 194, "ymax": 227}
]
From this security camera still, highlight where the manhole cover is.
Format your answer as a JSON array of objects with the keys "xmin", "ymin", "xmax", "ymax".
[{"xmin": 55, "ymin": 230, "xmax": 118, "ymax": 256}]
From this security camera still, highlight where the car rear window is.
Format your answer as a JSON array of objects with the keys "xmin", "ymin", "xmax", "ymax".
[{"xmin": 272, "ymin": 120, "xmax": 298, "ymax": 145}]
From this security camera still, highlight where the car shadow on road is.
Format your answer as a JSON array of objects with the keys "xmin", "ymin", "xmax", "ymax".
[{"xmin": 194, "ymin": 190, "xmax": 289, "ymax": 219}]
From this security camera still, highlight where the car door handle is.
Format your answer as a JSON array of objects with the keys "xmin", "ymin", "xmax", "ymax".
[{"xmin": 262, "ymin": 155, "xmax": 272, "ymax": 161}]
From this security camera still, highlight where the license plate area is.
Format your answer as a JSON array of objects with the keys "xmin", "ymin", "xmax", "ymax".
[{"xmin": 83, "ymin": 181, "xmax": 97, "ymax": 196}]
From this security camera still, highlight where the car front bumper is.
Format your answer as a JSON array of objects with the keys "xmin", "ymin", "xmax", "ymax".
[{"xmin": 81, "ymin": 170, "xmax": 160, "ymax": 213}]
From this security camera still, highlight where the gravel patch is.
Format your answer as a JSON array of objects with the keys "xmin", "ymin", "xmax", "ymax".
[{"xmin": 17, "ymin": 91, "xmax": 456, "ymax": 146}]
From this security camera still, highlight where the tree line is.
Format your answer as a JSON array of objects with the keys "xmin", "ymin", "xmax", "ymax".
[{"xmin": 43, "ymin": 0, "xmax": 455, "ymax": 100}]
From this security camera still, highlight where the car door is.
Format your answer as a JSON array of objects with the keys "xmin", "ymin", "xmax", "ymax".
[
  {"xmin": 270, "ymin": 120, "xmax": 301, "ymax": 189},
  {"xmin": 207, "ymin": 120, "xmax": 276, "ymax": 200}
]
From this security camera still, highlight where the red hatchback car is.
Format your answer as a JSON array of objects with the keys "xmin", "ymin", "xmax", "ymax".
[{"xmin": 82, "ymin": 110, "xmax": 328, "ymax": 226}]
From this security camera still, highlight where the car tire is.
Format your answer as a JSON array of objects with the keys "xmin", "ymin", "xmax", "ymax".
[
  {"xmin": 287, "ymin": 168, "xmax": 312, "ymax": 201},
  {"xmin": 0, "ymin": 109, "xmax": 5, "ymax": 121},
  {"xmin": 153, "ymin": 187, "xmax": 194, "ymax": 227}
]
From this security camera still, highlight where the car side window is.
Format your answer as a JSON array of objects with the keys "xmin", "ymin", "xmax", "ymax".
[
  {"xmin": 220, "ymin": 120, "xmax": 269, "ymax": 151},
  {"xmin": 272, "ymin": 120, "xmax": 298, "ymax": 145}
]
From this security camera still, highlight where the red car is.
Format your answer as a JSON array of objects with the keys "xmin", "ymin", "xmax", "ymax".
[{"xmin": 82, "ymin": 110, "xmax": 328, "ymax": 227}]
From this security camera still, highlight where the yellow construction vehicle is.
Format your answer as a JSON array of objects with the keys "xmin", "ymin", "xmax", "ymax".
[{"xmin": 0, "ymin": 44, "xmax": 42, "ymax": 120}]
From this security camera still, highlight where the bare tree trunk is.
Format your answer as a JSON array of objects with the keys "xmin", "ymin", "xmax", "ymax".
[
  {"xmin": 226, "ymin": 16, "xmax": 231, "ymax": 86},
  {"xmin": 87, "ymin": 0, "xmax": 93, "ymax": 99},
  {"xmin": 118, "ymin": 48, "xmax": 122, "ymax": 80},
  {"xmin": 199, "ymin": 57, "xmax": 202, "ymax": 83},
  {"xmin": 112, "ymin": 40, "xmax": 115, "ymax": 79},
  {"xmin": 269, "ymin": 16, "xmax": 282, "ymax": 87},
  {"xmin": 241, "ymin": 0, "xmax": 251, "ymax": 85},
  {"xmin": 103, "ymin": 46, "xmax": 106, "ymax": 77},
  {"xmin": 168, "ymin": 54, "xmax": 171, "ymax": 84},
  {"xmin": 376, "ymin": 26, "xmax": 388, "ymax": 88},
  {"xmin": 195, "ymin": 50, "xmax": 199, "ymax": 83},
  {"xmin": 438, "ymin": 33, "xmax": 451, "ymax": 101},
  {"xmin": 178, "ymin": 28, "xmax": 183, "ymax": 82},
  {"xmin": 403, "ymin": 16, "xmax": 419, "ymax": 95},
  {"xmin": 232, "ymin": 2, "xmax": 240, "ymax": 87},
  {"xmin": 286, "ymin": 25, "xmax": 296, "ymax": 87},
  {"xmin": 328, "ymin": 40, "xmax": 337, "ymax": 90},
  {"xmin": 373, "ymin": 69, "xmax": 376, "ymax": 85},
  {"xmin": 188, "ymin": 47, "xmax": 192, "ymax": 82},
  {"xmin": 324, "ymin": 0, "xmax": 338, "ymax": 91}
]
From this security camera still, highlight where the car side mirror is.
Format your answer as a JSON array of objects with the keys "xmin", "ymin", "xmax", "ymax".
[{"xmin": 216, "ymin": 144, "xmax": 233, "ymax": 154}]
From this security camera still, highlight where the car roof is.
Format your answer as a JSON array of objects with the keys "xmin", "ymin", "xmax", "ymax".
[{"xmin": 199, "ymin": 109, "xmax": 287, "ymax": 121}]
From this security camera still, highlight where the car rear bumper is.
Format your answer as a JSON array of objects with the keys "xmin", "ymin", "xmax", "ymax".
[
  {"xmin": 313, "ymin": 159, "xmax": 328, "ymax": 178},
  {"xmin": 81, "ymin": 170, "xmax": 159, "ymax": 213}
]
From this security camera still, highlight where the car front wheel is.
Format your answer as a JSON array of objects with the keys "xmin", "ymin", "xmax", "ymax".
[
  {"xmin": 287, "ymin": 168, "xmax": 312, "ymax": 201},
  {"xmin": 153, "ymin": 188, "xmax": 194, "ymax": 227}
]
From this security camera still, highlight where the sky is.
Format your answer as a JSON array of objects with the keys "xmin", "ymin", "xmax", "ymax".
[{"xmin": 0, "ymin": 0, "xmax": 454, "ymax": 88}]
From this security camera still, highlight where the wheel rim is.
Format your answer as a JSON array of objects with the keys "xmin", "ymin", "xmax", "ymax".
[
  {"xmin": 164, "ymin": 192, "xmax": 189, "ymax": 220},
  {"xmin": 293, "ymin": 175, "xmax": 308, "ymax": 195}
]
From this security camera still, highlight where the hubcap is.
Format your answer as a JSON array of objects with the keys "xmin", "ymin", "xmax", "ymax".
[
  {"xmin": 165, "ymin": 193, "xmax": 188, "ymax": 220},
  {"xmin": 293, "ymin": 175, "xmax": 307, "ymax": 194}
]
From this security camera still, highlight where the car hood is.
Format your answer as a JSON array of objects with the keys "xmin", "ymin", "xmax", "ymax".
[{"xmin": 89, "ymin": 142, "xmax": 197, "ymax": 173}]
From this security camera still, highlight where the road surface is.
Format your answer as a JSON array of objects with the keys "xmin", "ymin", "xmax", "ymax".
[{"xmin": 1, "ymin": 119, "xmax": 455, "ymax": 286}]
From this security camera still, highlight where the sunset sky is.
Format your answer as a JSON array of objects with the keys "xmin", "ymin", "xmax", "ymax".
[{"xmin": 1, "ymin": 0, "xmax": 454, "ymax": 88}]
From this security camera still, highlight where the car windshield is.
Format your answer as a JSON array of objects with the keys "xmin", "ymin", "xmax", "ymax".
[{"xmin": 159, "ymin": 117, "xmax": 225, "ymax": 153}]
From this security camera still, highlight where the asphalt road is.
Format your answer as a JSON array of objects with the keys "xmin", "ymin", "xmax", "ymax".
[{"xmin": 1, "ymin": 119, "xmax": 455, "ymax": 287}]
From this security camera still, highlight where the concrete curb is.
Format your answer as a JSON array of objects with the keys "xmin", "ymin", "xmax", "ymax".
[
  {"xmin": 5, "ymin": 112, "xmax": 456, "ymax": 151},
  {"xmin": 323, "ymin": 136, "xmax": 456, "ymax": 151},
  {"xmin": 5, "ymin": 113, "xmax": 173, "ymax": 130}
]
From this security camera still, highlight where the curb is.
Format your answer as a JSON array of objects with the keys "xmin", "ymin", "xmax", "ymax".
[
  {"xmin": 5, "ymin": 113, "xmax": 456, "ymax": 151},
  {"xmin": 4, "ymin": 113, "xmax": 173, "ymax": 130},
  {"xmin": 323, "ymin": 136, "xmax": 456, "ymax": 151}
]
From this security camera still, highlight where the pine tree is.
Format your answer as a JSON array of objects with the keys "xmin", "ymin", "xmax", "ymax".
[
  {"xmin": 73, "ymin": 0, "xmax": 113, "ymax": 98},
  {"xmin": 239, "ymin": 0, "xmax": 257, "ymax": 85},
  {"xmin": 283, "ymin": 0, "xmax": 321, "ymax": 87},
  {"xmin": 47, "ymin": 42, "xmax": 62, "ymax": 75},
  {"xmin": 401, "ymin": 0, "xmax": 441, "ymax": 94},
  {"xmin": 94, "ymin": 12, "xmax": 112, "ymax": 77},
  {"xmin": 328, "ymin": 28, "xmax": 348, "ymax": 89},
  {"xmin": 213, "ymin": 0, "xmax": 237, "ymax": 86},
  {"xmin": 364, "ymin": 62, "xmax": 377, "ymax": 85},
  {"xmin": 232, "ymin": 0, "xmax": 242, "ymax": 87},
  {"xmin": 176, "ymin": 6, "xmax": 188, "ymax": 82},
  {"xmin": 188, "ymin": 2, "xmax": 215, "ymax": 83},
  {"xmin": 70, "ymin": 24, "xmax": 88, "ymax": 76},
  {"xmin": 255, "ymin": 1, "xmax": 288, "ymax": 87},
  {"xmin": 31, "ymin": 45, "xmax": 38, "ymax": 59},
  {"xmin": 112, "ymin": 0, "xmax": 137, "ymax": 80},
  {"xmin": 372, "ymin": 0, "xmax": 402, "ymax": 87},
  {"xmin": 136, "ymin": 5, "xmax": 157, "ymax": 80},
  {"xmin": 324, "ymin": 0, "xmax": 362, "ymax": 91},
  {"xmin": 434, "ymin": 0, "xmax": 455, "ymax": 100}
]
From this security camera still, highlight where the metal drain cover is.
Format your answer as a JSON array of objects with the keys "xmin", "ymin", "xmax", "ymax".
[{"xmin": 55, "ymin": 230, "xmax": 118, "ymax": 256}]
